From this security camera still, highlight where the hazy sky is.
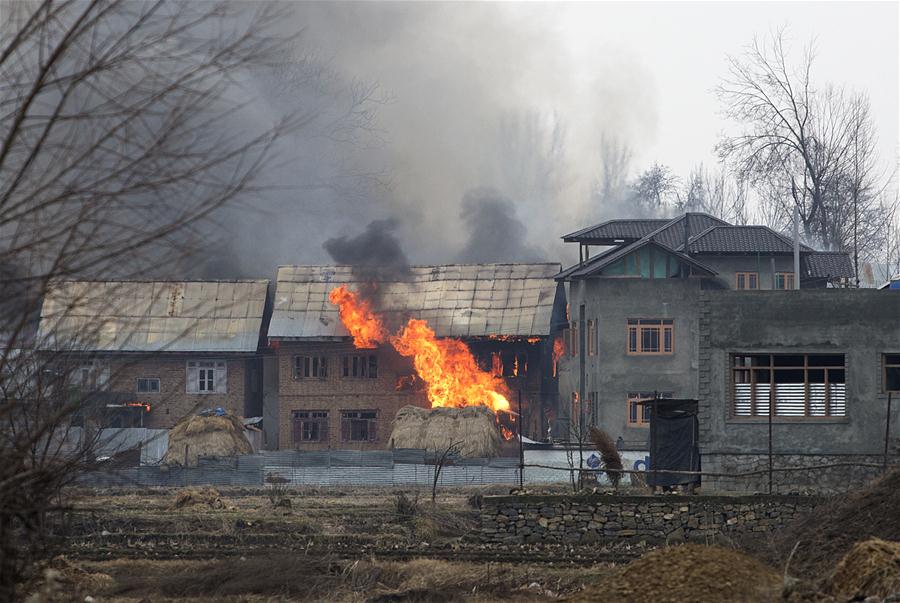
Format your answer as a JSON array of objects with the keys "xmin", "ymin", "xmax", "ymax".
[{"xmin": 268, "ymin": 1, "xmax": 900, "ymax": 265}]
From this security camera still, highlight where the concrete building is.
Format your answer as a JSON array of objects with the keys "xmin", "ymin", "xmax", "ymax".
[
  {"xmin": 554, "ymin": 213, "xmax": 856, "ymax": 448},
  {"xmin": 266, "ymin": 264, "xmax": 566, "ymax": 450},
  {"xmin": 37, "ymin": 280, "xmax": 269, "ymax": 429}
]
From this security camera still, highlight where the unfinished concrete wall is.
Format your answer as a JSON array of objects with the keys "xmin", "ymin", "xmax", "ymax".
[
  {"xmin": 558, "ymin": 278, "xmax": 705, "ymax": 445},
  {"xmin": 698, "ymin": 289, "xmax": 900, "ymax": 492}
]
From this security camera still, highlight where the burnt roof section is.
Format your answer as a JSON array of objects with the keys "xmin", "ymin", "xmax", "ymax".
[
  {"xmin": 38, "ymin": 280, "xmax": 269, "ymax": 353},
  {"xmin": 685, "ymin": 225, "xmax": 814, "ymax": 254},
  {"xmin": 269, "ymin": 263, "xmax": 561, "ymax": 340},
  {"xmin": 802, "ymin": 251, "xmax": 854, "ymax": 279},
  {"xmin": 562, "ymin": 218, "xmax": 670, "ymax": 244},
  {"xmin": 555, "ymin": 239, "xmax": 717, "ymax": 280}
]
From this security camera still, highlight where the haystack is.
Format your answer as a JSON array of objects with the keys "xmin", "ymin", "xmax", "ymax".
[
  {"xmin": 389, "ymin": 405, "xmax": 501, "ymax": 458},
  {"xmin": 829, "ymin": 538, "xmax": 900, "ymax": 599},
  {"xmin": 162, "ymin": 413, "xmax": 252, "ymax": 467}
]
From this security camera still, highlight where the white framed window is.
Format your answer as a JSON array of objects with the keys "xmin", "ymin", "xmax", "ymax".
[
  {"xmin": 136, "ymin": 377, "xmax": 160, "ymax": 393},
  {"xmin": 186, "ymin": 360, "xmax": 226, "ymax": 394}
]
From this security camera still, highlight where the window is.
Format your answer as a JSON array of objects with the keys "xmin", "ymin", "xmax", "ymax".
[
  {"xmin": 292, "ymin": 410, "xmax": 329, "ymax": 443},
  {"xmin": 500, "ymin": 351, "xmax": 528, "ymax": 377},
  {"xmin": 341, "ymin": 410, "xmax": 377, "ymax": 442},
  {"xmin": 136, "ymin": 378, "xmax": 160, "ymax": 393},
  {"xmin": 342, "ymin": 354, "xmax": 378, "ymax": 378},
  {"xmin": 884, "ymin": 354, "xmax": 900, "ymax": 393},
  {"xmin": 627, "ymin": 319, "xmax": 674, "ymax": 355},
  {"xmin": 186, "ymin": 360, "xmax": 226, "ymax": 394},
  {"xmin": 732, "ymin": 354, "xmax": 845, "ymax": 418},
  {"xmin": 75, "ymin": 360, "xmax": 110, "ymax": 391},
  {"xmin": 775, "ymin": 272, "xmax": 795, "ymax": 290},
  {"xmin": 569, "ymin": 321, "xmax": 579, "ymax": 356},
  {"xmin": 294, "ymin": 355, "xmax": 327, "ymax": 380},
  {"xmin": 587, "ymin": 319, "xmax": 598, "ymax": 356},
  {"xmin": 588, "ymin": 391, "xmax": 599, "ymax": 426},
  {"xmin": 627, "ymin": 392, "xmax": 674, "ymax": 427},
  {"xmin": 735, "ymin": 272, "xmax": 759, "ymax": 290}
]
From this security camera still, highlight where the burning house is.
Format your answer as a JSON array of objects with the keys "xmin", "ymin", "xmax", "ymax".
[
  {"xmin": 266, "ymin": 264, "xmax": 566, "ymax": 451},
  {"xmin": 36, "ymin": 280, "xmax": 270, "ymax": 429}
]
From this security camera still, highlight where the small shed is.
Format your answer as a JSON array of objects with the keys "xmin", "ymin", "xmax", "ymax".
[{"xmin": 638, "ymin": 396, "xmax": 700, "ymax": 488}]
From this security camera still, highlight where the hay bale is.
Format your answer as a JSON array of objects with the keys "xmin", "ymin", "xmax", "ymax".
[
  {"xmin": 389, "ymin": 405, "xmax": 501, "ymax": 458},
  {"xmin": 828, "ymin": 538, "xmax": 900, "ymax": 599},
  {"xmin": 162, "ymin": 413, "xmax": 252, "ymax": 467}
]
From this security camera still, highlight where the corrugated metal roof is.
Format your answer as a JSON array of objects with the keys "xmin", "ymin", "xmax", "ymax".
[
  {"xmin": 38, "ymin": 280, "xmax": 268, "ymax": 352},
  {"xmin": 268, "ymin": 263, "xmax": 561, "ymax": 339},
  {"xmin": 652, "ymin": 213, "xmax": 730, "ymax": 250},
  {"xmin": 555, "ymin": 239, "xmax": 717, "ymax": 280},
  {"xmin": 802, "ymin": 251, "xmax": 853, "ymax": 279}
]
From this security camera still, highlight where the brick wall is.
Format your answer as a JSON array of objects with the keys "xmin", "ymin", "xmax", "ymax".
[{"xmin": 105, "ymin": 355, "xmax": 248, "ymax": 429}]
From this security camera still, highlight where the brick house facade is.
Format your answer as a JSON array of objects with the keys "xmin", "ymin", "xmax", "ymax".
[{"xmin": 268, "ymin": 264, "xmax": 566, "ymax": 451}]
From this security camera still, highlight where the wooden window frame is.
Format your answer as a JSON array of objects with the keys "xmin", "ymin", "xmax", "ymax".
[
  {"xmin": 292, "ymin": 410, "xmax": 329, "ymax": 444},
  {"xmin": 136, "ymin": 377, "xmax": 160, "ymax": 394},
  {"xmin": 884, "ymin": 353, "xmax": 900, "ymax": 393},
  {"xmin": 341, "ymin": 353, "xmax": 378, "ymax": 379},
  {"xmin": 626, "ymin": 391, "xmax": 674, "ymax": 427},
  {"xmin": 569, "ymin": 321, "xmax": 579, "ymax": 357},
  {"xmin": 774, "ymin": 272, "xmax": 796, "ymax": 290},
  {"xmin": 587, "ymin": 319, "xmax": 597, "ymax": 356},
  {"xmin": 341, "ymin": 410, "xmax": 378, "ymax": 442},
  {"xmin": 186, "ymin": 360, "xmax": 226, "ymax": 394},
  {"xmin": 735, "ymin": 272, "xmax": 759, "ymax": 290},
  {"xmin": 730, "ymin": 353, "xmax": 846, "ymax": 419},
  {"xmin": 293, "ymin": 355, "xmax": 328, "ymax": 380},
  {"xmin": 626, "ymin": 319, "xmax": 674, "ymax": 355}
]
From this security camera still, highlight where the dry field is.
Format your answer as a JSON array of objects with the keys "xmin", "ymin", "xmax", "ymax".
[{"xmin": 30, "ymin": 485, "xmax": 644, "ymax": 602}]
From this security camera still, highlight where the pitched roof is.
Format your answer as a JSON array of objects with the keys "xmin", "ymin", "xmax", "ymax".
[
  {"xmin": 562, "ymin": 219, "xmax": 669, "ymax": 243},
  {"xmin": 802, "ymin": 251, "xmax": 854, "ymax": 280},
  {"xmin": 555, "ymin": 239, "xmax": 717, "ymax": 280},
  {"xmin": 652, "ymin": 213, "xmax": 731, "ymax": 250},
  {"xmin": 269, "ymin": 263, "xmax": 561, "ymax": 340},
  {"xmin": 38, "ymin": 280, "xmax": 268, "ymax": 353},
  {"xmin": 686, "ymin": 225, "xmax": 813, "ymax": 254}
]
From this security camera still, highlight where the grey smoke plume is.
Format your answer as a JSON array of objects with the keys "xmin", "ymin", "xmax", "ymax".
[
  {"xmin": 323, "ymin": 218, "xmax": 410, "ymax": 279},
  {"xmin": 457, "ymin": 189, "xmax": 543, "ymax": 264}
]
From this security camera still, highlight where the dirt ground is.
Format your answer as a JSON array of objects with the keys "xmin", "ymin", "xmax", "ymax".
[{"xmin": 29, "ymin": 484, "xmax": 644, "ymax": 602}]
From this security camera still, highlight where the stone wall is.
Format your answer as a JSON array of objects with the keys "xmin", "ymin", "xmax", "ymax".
[{"xmin": 480, "ymin": 494, "xmax": 820, "ymax": 544}]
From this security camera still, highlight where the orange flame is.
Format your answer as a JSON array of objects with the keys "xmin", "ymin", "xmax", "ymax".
[
  {"xmin": 500, "ymin": 425, "xmax": 514, "ymax": 441},
  {"xmin": 329, "ymin": 287, "xmax": 511, "ymax": 413},
  {"xmin": 328, "ymin": 286, "xmax": 387, "ymax": 348},
  {"xmin": 552, "ymin": 336, "xmax": 565, "ymax": 376}
]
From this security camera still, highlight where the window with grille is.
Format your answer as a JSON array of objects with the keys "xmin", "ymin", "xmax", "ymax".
[
  {"xmin": 292, "ymin": 410, "xmax": 328, "ymax": 443},
  {"xmin": 627, "ymin": 319, "xmax": 674, "ymax": 355},
  {"xmin": 627, "ymin": 391, "xmax": 673, "ymax": 426},
  {"xmin": 500, "ymin": 351, "xmax": 528, "ymax": 377},
  {"xmin": 569, "ymin": 321, "xmax": 579, "ymax": 356},
  {"xmin": 732, "ymin": 354, "xmax": 845, "ymax": 417},
  {"xmin": 884, "ymin": 354, "xmax": 900, "ymax": 393},
  {"xmin": 136, "ymin": 377, "xmax": 160, "ymax": 393},
  {"xmin": 775, "ymin": 272, "xmax": 795, "ymax": 290},
  {"xmin": 735, "ymin": 272, "xmax": 759, "ymax": 290},
  {"xmin": 341, "ymin": 410, "xmax": 377, "ymax": 441},
  {"xmin": 341, "ymin": 354, "xmax": 378, "ymax": 378},
  {"xmin": 293, "ymin": 355, "xmax": 327, "ymax": 380},
  {"xmin": 186, "ymin": 360, "xmax": 226, "ymax": 393},
  {"xmin": 588, "ymin": 391, "xmax": 599, "ymax": 426}
]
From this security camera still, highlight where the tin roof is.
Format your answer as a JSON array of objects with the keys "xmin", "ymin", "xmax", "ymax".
[
  {"xmin": 562, "ymin": 219, "xmax": 670, "ymax": 243},
  {"xmin": 38, "ymin": 280, "xmax": 268, "ymax": 353},
  {"xmin": 686, "ymin": 225, "xmax": 814, "ymax": 254},
  {"xmin": 802, "ymin": 251, "xmax": 854, "ymax": 279},
  {"xmin": 269, "ymin": 263, "xmax": 561, "ymax": 339}
]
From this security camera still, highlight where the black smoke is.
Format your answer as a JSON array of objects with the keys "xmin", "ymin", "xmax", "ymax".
[
  {"xmin": 456, "ymin": 188, "xmax": 544, "ymax": 264},
  {"xmin": 323, "ymin": 218, "xmax": 411, "ymax": 280}
]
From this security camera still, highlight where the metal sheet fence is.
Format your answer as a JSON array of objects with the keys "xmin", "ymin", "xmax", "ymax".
[{"xmin": 74, "ymin": 449, "xmax": 522, "ymax": 488}]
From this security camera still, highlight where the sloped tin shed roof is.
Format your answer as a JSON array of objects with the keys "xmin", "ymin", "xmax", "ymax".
[
  {"xmin": 38, "ymin": 280, "xmax": 268, "ymax": 353},
  {"xmin": 269, "ymin": 263, "xmax": 561, "ymax": 340}
]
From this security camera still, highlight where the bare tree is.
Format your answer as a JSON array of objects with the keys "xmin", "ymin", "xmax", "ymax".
[
  {"xmin": 633, "ymin": 163, "xmax": 681, "ymax": 213},
  {"xmin": 0, "ymin": 1, "xmax": 374, "ymax": 596},
  {"xmin": 592, "ymin": 134, "xmax": 633, "ymax": 207},
  {"xmin": 431, "ymin": 439, "xmax": 462, "ymax": 503},
  {"xmin": 717, "ymin": 30, "xmax": 888, "ymax": 257},
  {"xmin": 680, "ymin": 164, "xmax": 749, "ymax": 225}
]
